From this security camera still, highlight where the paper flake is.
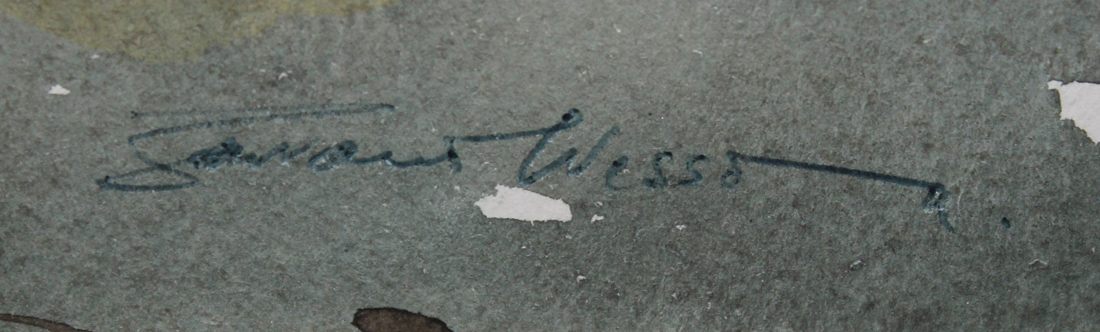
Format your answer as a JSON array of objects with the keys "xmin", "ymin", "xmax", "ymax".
[
  {"xmin": 1048, "ymin": 80, "xmax": 1100, "ymax": 143},
  {"xmin": 474, "ymin": 185, "xmax": 572, "ymax": 222},
  {"xmin": 48, "ymin": 85, "xmax": 70, "ymax": 95}
]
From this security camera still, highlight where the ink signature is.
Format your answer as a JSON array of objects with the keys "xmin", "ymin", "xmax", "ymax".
[{"xmin": 97, "ymin": 103, "xmax": 953, "ymax": 231}]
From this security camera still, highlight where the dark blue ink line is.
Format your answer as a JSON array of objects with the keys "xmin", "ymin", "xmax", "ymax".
[
  {"xmin": 605, "ymin": 156, "xmax": 631, "ymax": 190},
  {"xmin": 98, "ymin": 165, "xmax": 202, "ymax": 192},
  {"xmin": 729, "ymin": 151, "xmax": 944, "ymax": 190},
  {"xmin": 101, "ymin": 105, "xmax": 593, "ymax": 191},
  {"xmin": 640, "ymin": 153, "xmax": 709, "ymax": 188},
  {"xmin": 719, "ymin": 153, "xmax": 743, "ymax": 190},
  {"xmin": 447, "ymin": 109, "xmax": 619, "ymax": 185},
  {"xmin": 677, "ymin": 155, "xmax": 708, "ymax": 187},
  {"xmin": 725, "ymin": 151, "xmax": 953, "ymax": 232},
  {"xmin": 130, "ymin": 103, "xmax": 351, "ymax": 119},
  {"xmin": 643, "ymin": 152, "xmax": 674, "ymax": 189},
  {"xmin": 99, "ymin": 105, "xmax": 953, "ymax": 231},
  {"xmin": 569, "ymin": 126, "xmax": 621, "ymax": 177},
  {"xmin": 512, "ymin": 110, "xmax": 583, "ymax": 185},
  {"xmin": 128, "ymin": 104, "xmax": 394, "ymax": 145},
  {"xmin": 128, "ymin": 103, "xmax": 394, "ymax": 166},
  {"xmin": 185, "ymin": 137, "xmax": 318, "ymax": 170},
  {"xmin": 98, "ymin": 103, "xmax": 394, "ymax": 191}
]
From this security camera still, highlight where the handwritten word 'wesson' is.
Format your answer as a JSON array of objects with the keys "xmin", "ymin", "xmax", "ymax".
[{"xmin": 97, "ymin": 103, "xmax": 953, "ymax": 231}]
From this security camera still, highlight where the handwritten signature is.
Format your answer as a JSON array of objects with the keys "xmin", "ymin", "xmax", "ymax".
[{"xmin": 98, "ymin": 103, "xmax": 953, "ymax": 231}]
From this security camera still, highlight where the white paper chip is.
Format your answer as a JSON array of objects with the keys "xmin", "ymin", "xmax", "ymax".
[
  {"xmin": 474, "ymin": 185, "xmax": 572, "ymax": 222},
  {"xmin": 48, "ymin": 85, "xmax": 70, "ymax": 95},
  {"xmin": 1048, "ymin": 80, "xmax": 1100, "ymax": 143}
]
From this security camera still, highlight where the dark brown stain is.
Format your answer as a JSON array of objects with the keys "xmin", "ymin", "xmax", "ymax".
[
  {"xmin": 0, "ymin": 313, "xmax": 92, "ymax": 332},
  {"xmin": 2, "ymin": 308, "xmax": 455, "ymax": 331},
  {"xmin": 352, "ymin": 307, "xmax": 454, "ymax": 332}
]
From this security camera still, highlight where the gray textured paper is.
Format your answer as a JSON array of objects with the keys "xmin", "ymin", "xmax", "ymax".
[{"xmin": 2, "ymin": 0, "xmax": 1099, "ymax": 330}]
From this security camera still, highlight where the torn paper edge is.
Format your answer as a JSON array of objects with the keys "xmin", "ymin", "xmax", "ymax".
[
  {"xmin": 1048, "ymin": 80, "xmax": 1100, "ymax": 143},
  {"xmin": 474, "ymin": 185, "xmax": 572, "ymax": 222},
  {"xmin": 48, "ymin": 85, "xmax": 70, "ymax": 95}
]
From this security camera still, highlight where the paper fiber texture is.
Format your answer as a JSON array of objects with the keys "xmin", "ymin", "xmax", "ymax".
[
  {"xmin": 2, "ymin": 1, "xmax": 1100, "ymax": 331},
  {"xmin": 1049, "ymin": 80, "xmax": 1100, "ymax": 143},
  {"xmin": 475, "ymin": 185, "xmax": 572, "ymax": 222}
]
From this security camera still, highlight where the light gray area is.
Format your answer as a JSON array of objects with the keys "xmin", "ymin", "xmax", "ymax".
[{"xmin": 2, "ymin": 0, "xmax": 1100, "ymax": 330}]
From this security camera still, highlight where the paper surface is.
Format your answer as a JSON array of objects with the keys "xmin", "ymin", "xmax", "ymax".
[
  {"xmin": 474, "ymin": 185, "xmax": 572, "ymax": 222},
  {"xmin": 3, "ymin": 2, "xmax": 1100, "ymax": 331},
  {"xmin": 1048, "ymin": 80, "xmax": 1100, "ymax": 143},
  {"xmin": 47, "ymin": 84, "xmax": 70, "ymax": 95}
]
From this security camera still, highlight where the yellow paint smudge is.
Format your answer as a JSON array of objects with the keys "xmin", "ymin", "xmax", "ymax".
[{"xmin": 0, "ymin": 0, "xmax": 396, "ymax": 62}]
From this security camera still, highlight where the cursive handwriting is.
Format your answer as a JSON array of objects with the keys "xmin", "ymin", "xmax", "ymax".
[{"xmin": 97, "ymin": 103, "xmax": 953, "ymax": 231}]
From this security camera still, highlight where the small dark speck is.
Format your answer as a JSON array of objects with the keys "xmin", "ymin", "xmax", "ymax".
[{"xmin": 1001, "ymin": 217, "xmax": 1011, "ymax": 229}]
